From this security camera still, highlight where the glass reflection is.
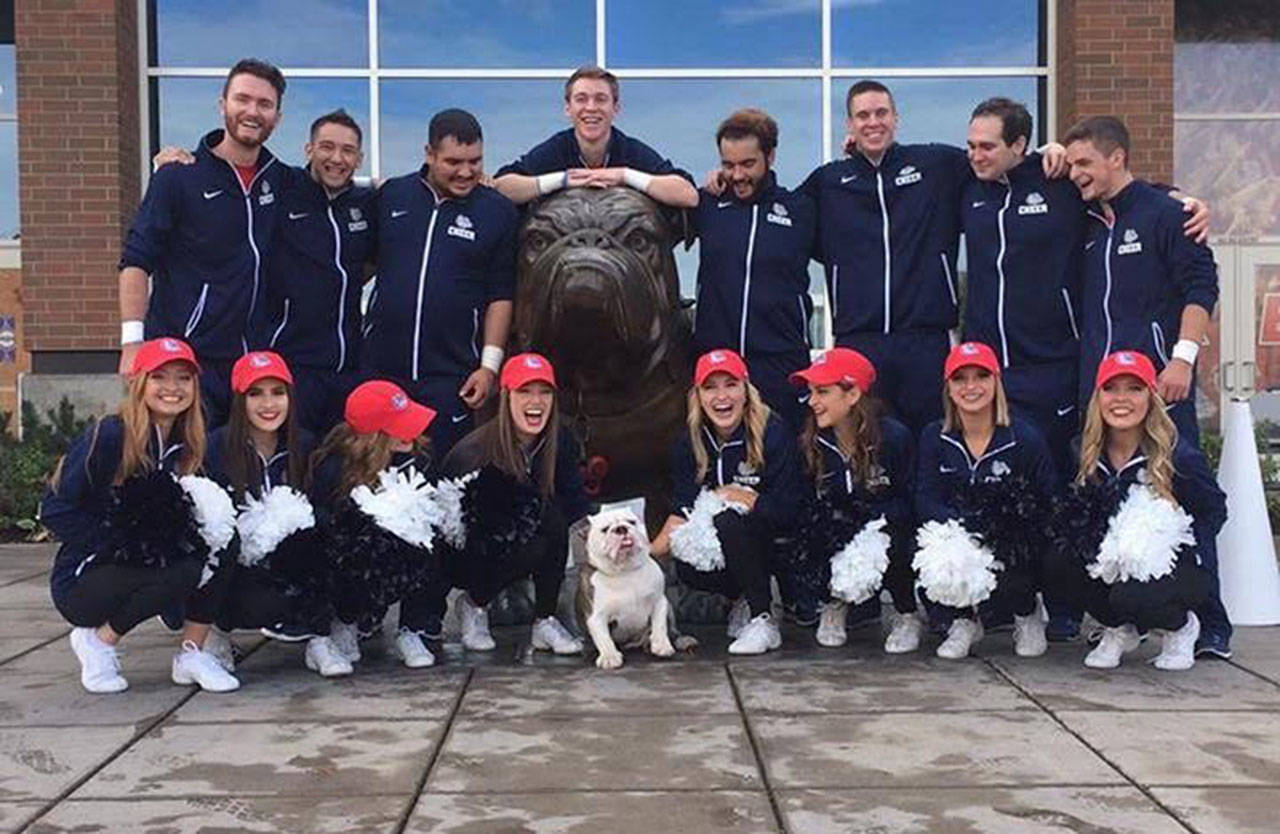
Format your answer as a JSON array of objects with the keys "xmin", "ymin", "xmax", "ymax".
[
  {"xmin": 379, "ymin": 0, "xmax": 593, "ymax": 68},
  {"xmin": 833, "ymin": 0, "xmax": 1040, "ymax": 67},
  {"xmin": 608, "ymin": 0, "xmax": 820, "ymax": 68},
  {"xmin": 0, "ymin": 124, "xmax": 17, "ymax": 239},
  {"xmin": 154, "ymin": 0, "xmax": 367, "ymax": 68},
  {"xmin": 0, "ymin": 45, "xmax": 14, "ymax": 116}
]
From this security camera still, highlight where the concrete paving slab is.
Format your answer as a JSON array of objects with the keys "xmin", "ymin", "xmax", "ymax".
[
  {"xmin": 0, "ymin": 671, "xmax": 189, "ymax": 729},
  {"xmin": 25, "ymin": 795, "xmax": 407, "ymax": 833},
  {"xmin": 1150, "ymin": 786, "xmax": 1280, "ymax": 834},
  {"xmin": 0, "ymin": 724, "xmax": 137, "ymax": 801},
  {"xmin": 0, "ymin": 608, "xmax": 73, "ymax": 638},
  {"xmin": 75, "ymin": 719, "xmax": 443, "ymax": 798},
  {"xmin": 0, "ymin": 577, "xmax": 52, "ymax": 608},
  {"xmin": 407, "ymin": 790, "xmax": 776, "ymax": 833},
  {"xmin": 0, "ymin": 802, "xmax": 45, "ymax": 834},
  {"xmin": 0, "ymin": 636, "xmax": 64, "ymax": 666},
  {"xmin": 776, "ymin": 786, "xmax": 1187, "ymax": 833},
  {"xmin": 1061, "ymin": 711, "xmax": 1280, "ymax": 786},
  {"xmin": 753, "ymin": 711, "xmax": 1123, "ymax": 789},
  {"xmin": 427, "ymin": 713, "xmax": 760, "ymax": 793},
  {"xmin": 732, "ymin": 657, "xmax": 1034, "ymax": 714},
  {"xmin": 2, "ymin": 637, "xmax": 177, "ymax": 677}
]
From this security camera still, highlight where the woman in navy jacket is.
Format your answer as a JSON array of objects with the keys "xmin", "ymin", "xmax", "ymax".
[{"xmin": 914, "ymin": 341, "xmax": 1057, "ymax": 660}]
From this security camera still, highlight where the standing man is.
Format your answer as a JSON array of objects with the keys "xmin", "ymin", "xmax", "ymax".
[
  {"xmin": 363, "ymin": 108, "xmax": 519, "ymax": 453},
  {"xmin": 494, "ymin": 66, "xmax": 697, "ymax": 208},
  {"xmin": 119, "ymin": 58, "xmax": 291, "ymax": 428}
]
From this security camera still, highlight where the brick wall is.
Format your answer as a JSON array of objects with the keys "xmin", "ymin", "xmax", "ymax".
[
  {"xmin": 16, "ymin": 0, "xmax": 140, "ymax": 353},
  {"xmin": 1056, "ymin": 0, "xmax": 1175, "ymax": 184}
]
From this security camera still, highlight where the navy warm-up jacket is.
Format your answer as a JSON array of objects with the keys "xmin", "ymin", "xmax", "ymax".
[
  {"xmin": 205, "ymin": 425, "xmax": 316, "ymax": 499},
  {"xmin": 496, "ymin": 127, "xmax": 692, "ymax": 181},
  {"xmin": 442, "ymin": 425, "xmax": 591, "ymax": 525},
  {"xmin": 812, "ymin": 417, "xmax": 915, "ymax": 531}
]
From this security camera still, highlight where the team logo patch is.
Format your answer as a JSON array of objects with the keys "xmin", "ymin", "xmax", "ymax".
[
  {"xmin": 350, "ymin": 207, "xmax": 362, "ymax": 221},
  {"xmin": 257, "ymin": 179, "xmax": 274, "ymax": 206},
  {"xmin": 735, "ymin": 460, "xmax": 761, "ymax": 486},
  {"xmin": 390, "ymin": 393, "xmax": 409, "ymax": 412},
  {"xmin": 1018, "ymin": 191, "xmax": 1049, "ymax": 215},
  {"xmin": 1116, "ymin": 351, "xmax": 1137, "ymax": 366},
  {"xmin": 961, "ymin": 343, "xmax": 980, "ymax": 356},
  {"xmin": 524, "ymin": 355, "xmax": 543, "ymax": 368},
  {"xmin": 766, "ymin": 201, "xmax": 793, "ymax": 227},
  {"xmin": 990, "ymin": 460, "xmax": 1011, "ymax": 477},
  {"xmin": 448, "ymin": 212, "xmax": 476, "ymax": 240},
  {"xmin": 456, "ymin": 214, "xmax": 473, "ymax": 229},
  {"xmin": 1117, "ymin": 228, "xmax": 1142, "ymax": 255},
  {"xmin": 249, "ymin": 353, "xmax": 271, "ymax": 368},
  {"xmin": 894, "ymin": 164, "xmax": 922, "ymax": 186},
  {"xmin": 161, "ymin": 338, "xmax": 181, "ymax": 353}
]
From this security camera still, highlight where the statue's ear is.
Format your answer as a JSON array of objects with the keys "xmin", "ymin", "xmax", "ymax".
[{"xmin": 659, "ymin": 206, "xmax": 695, "ymax": 250}]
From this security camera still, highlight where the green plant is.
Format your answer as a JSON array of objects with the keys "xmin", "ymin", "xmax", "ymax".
[{"xmin": 0, "ymin": 399, "xmax": 91, "ymax": 540}]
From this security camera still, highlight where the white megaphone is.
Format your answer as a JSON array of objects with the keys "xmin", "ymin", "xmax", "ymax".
[{"xmin": 1216, "ymin": 397, "xmax": 1280, "ymax": 625}]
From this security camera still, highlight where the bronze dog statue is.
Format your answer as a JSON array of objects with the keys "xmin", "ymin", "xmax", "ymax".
[{"xmin": 513, "ymin": 187, "xmax": 691, "ymax": 531}]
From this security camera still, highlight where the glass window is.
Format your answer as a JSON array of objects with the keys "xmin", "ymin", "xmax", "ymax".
[
  {"xmin": 155, "ymin": 78, "xmax": 371, "ymax": 178},
  {"xmin": 0, "ymin": 44, "xmax": 14, "ymax": 117},
  {"xmin": 378, "ymin": 1, "xmax": 593, "ymax": 68},
  {"xmin": 0, "ymin": 123, "xmax": 16, "ymax": 240},
  {"xmin": 1174, "ymin": 42, "xmax": 1280, "ymax": 114},
  {"xmin": 153, "ymin": 0, "xmax": 368, "ymax": 68},
  {"xmin": 1175, "ymin": 120, "xmax": 1280, "ymax": 239},
  {"xmin": 833, "ymin": 0, "xmax": 1040, "ymax": 68},
  {"xmin": 607, "ymin": 0, "xmax": 820, "ymax": 68}
]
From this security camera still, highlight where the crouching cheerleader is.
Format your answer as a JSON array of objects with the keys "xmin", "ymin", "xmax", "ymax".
[
  {"xmin": 41, "ymin": 338, "xmax": 239, "ymax": 693},
  {"xmin": 1047, "ymin": 351, "xmax": 1227, "ymax": 671},
  {"xmin": 788, "ymin": 348, "xmax": 920, "ymax": 652},
  {"xmin": 417, "ymin": 353, "xmax": 587, "ymax": 656},
  {"xmin": 914, "ymin": 342, "xmax": 1058, "ymax": 660},
  {"xmin": 651, "ymin": 349, "xmax": 801, "ymax": 655}
]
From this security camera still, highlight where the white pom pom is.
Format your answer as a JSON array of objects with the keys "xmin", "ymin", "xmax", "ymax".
[
  {"xmin": 423, "ymin": 471, "xmax": 475, "ymax": 550},
  {"xmin": 829, "ymin": 516, "xmax": 891, "ymax": 604},
  {"xmin": 178, "ymin": 474, "xmax": 237, "ymax": 554},
  {"xmin": 670, "ymin": 489, "xmax": 748, "ymax": 573},
  {"xmin": 350, "ymin": 467, "xmax": 437, "ymax": 549},
  {"xmin": 912, "ymin": 518, "xmax": 1002, "ymax": 608},
  {"xmin": 1089, "ymin": 484, "xmax": 1195, "ymax": 584},
  {"xmin": 236, "ymin": 486, "xmax": 316, "ymax": 567}
]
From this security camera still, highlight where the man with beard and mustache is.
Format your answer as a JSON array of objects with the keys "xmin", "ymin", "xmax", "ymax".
[{"xmin": 119, "ymin": 58, "xmax": 291, "ymax": 427}]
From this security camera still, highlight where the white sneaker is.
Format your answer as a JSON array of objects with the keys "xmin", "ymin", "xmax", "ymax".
[
  {"xmin": 726, "ymin": 596, "xmax": 751, "ymax": 639},
  {"xmin": 816, "ymin": 601, "xmax": 848, "ymax": 647},
  {"xmin": 884, "ymin": 611, "xmax": 925, "ymax": 654},
  {"xmin": 936, "ymin": 618, "xmax": 983, "ymax": 660},
  {"xmin": 1154, "ymin": 612, "xmax": 1200, "ymax": 672},
  {"xmin": 69, "ymin": 628, "xmax": 128, "ymax": 694},
  {"xmin": 330, "ymin": 620, "xmax": 361, "ymax": 663},
  {"xmin": 203, "ymin": 628, "xmax": 236, "ymax": 672},
  {"xmin": 172, "ymin": 640, "xmax": 241, "ymax": 692},
  {"xmin": 531, "ymin": 616, "xmax": 584, "ymax": 655},
  {"xmin": 459, "ymin": 595, "xmax": 497, "ymax": 651},
  {"xmin": 1084, "ymin": 624, "xmax": 1142, "ymax": 669},
  {"xmin": 1013, "ymin": 614, "xmax": 1048, "ymax": 657},
  {"xmin": 305, "ymin": 636, "xmax": 354, "ymax": 677},
  {"xmin": 395, "ymin": 629, "xmax": 436, "ymax": 668},
  {"xmin": 728, "ymin": 612, "xmax": 782, "ymax": 655}
]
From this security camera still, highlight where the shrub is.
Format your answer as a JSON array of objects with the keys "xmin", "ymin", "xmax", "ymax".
[{"xmin": 0, "ymin": 399, "xmax": 90, "ymax": 540}]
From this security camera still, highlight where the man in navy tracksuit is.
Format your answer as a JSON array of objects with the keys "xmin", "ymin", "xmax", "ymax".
[
  {"xmin": 119, "ymin": 59, "xmax": 291, "ymax": 428},
  {"xmin": 694, "ymin": 109, "xmax": 815, "ymax": 429},
  {"xmin": 1064, "ymin": 116, "xmax": 1218, "ymax": 448},
  {"xmin": 363, "ymin": 109, "xmax": 519, "ymax": 453},
  {"xmin": 494, "ymin": 66, "xmax": 697, "ymax": 209}
]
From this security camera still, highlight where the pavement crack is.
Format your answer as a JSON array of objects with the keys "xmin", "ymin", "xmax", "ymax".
[
  {"xmin": 393, "ymin": 666, "xmax": 473, "ymax": 833},
  {"xmin": 726, "ymin": 662, "xmax": 788, "ymax": 834}
]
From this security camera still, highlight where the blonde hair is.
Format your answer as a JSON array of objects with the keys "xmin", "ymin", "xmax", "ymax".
[
  {"xmin": 1075, "ymin": 387, "xmax": 1178, "ymax": 502},
  {"xmin": 686, "ymin": 379, "xmax": 772, "ymax": 483},
  {"xmin": 310, "ymin": 422, "xmax": 431, "ymax": 501},
  {"xmin": 941, "ymin": 371, "xmax": 1010, "ymax": 433}
]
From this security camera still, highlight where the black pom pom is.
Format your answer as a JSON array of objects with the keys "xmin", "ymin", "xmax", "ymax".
[
  {"xmin": 102, "ymin": 470, "xmax": 205, "ymax": 569},
  {"xmin": 249, "ymin": 527, "xmax": 334, "ymax": 625},
  {"xmin": 453, "ymin": 465, "xmax": 544, "ymax": 586},
  {"xmin": 1048, "ymin": 478, "xmax": 1127, "ymax": 572},
  {"xmin": 323, "ymin": 499, "xmax": 441, "ymax": 622},
  {"xmin": 957, "ymin": 475, "xmax": 1052, "ymax": 573},
  {"xmin": 777, "ymin": 491, "xmax": 881, "ymax": 602}
]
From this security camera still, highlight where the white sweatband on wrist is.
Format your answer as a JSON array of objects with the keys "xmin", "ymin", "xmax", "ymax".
[
  {"xmin": 1172, "ymin": 338, "xmax": 1200, "ymax": 366},
  {"xmin": 623, "ymin": 168, "xmax": 653, "ymax": 193},
  {"xmin": 121, "ymin": 320, "xmax": 144, "ymax": 345},
  {"xmin": 535, "ymin": 171, "xmax": 568, "ymax": 196},
  {"xmin": 480, "ymin": 345, "xmax": 505, "ymax": 374}
]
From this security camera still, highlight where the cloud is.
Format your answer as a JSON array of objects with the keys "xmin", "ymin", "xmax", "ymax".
[{"xmin": 721, "ymin": 0, "xmax": 881, "ymax": 26}]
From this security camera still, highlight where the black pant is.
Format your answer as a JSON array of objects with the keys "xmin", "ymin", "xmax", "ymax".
[
  {"xmin": 838, "ymin": 329, "xmax": 950, "ymax": 437},
  {"xmin": 55, "ymin": 559, "xmax": 202, "ymax": 636},
  {"xmin": 213, "ymin": 566, "xmax": 330, "ymax": 635},
  {"xmin": 676, "ymin": 511, "xmax": 772, "ymax": 617},
  {"xmin": 1045, "ymin": 549, "xmax": 1208, "ymax": 633},
  {"xmin": 882, "ymin": 534, "xmax": 919, "ymax": 614},
  {"xmin": 182, "ymin": 551, "xmax": 236, "ymax": 626}
]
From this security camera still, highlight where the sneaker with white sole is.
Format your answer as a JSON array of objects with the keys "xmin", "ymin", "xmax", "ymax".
[
  {"xmin": 884, "ymin": 611, "xmax": 925, "ymax": 654},
  {"xmin": 726, "ymin": 596, "xmax": 751, "ymax": 639},
  {"xmin": 330, "ymin": 620, "xmax": 361, "ymax": 663},
  {"xmin": 203, "ymin": 628, "xmax": 236, "ymax": 672},
  {"xmin": 459, "ymin": 595, "xmax": 496, "ymax": 651},
  {"xmin": 1013, "ymin": 613, "xmax": 1048, "ymax": 657},
  {"xmin": 816, "ymin": 600, "xmax": 848, "ymax": 647},
  {"xmin": 69, "ymin": 627, "xmax": 128, "ymax": 694},
  {"xmin": 1154, "ymin": 611, "xmax": 1200, "ymax": 672},
  {"xmin": 394, "ymin": 629, "xmax": 436, "ymax": 668},
  {"xmin": 172, "ymin": 640, "xmax": 241, "ymax": 692},
  {"xmin": 305, "ymin": 636, "xmax": 354, "ymax": 677},
  {"xmin": 728, "ymin": 612, "xmax": 782, "ymax": 655},
  {"xmin": 936, "ymin": 618, "xmax": 983, "ymax": 660},
  {"xmin": 1084, "ymin": 624, "xmax": 1141, "ymax": 669},
  {"xmin": 531, "ymin": 616, "xmax": 584, "ymax": 655}
]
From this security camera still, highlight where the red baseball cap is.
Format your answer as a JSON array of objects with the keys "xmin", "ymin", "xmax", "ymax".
[
  {"xmin": 1095, "ymin": 350, "xmax": 1157, "ymax": 390},
  {"xmin": 789, "ymin": 348, "xmax": 877, "ymax": 393},
  {"xmin": 500, "ymin": 353, "xmax": 557, "ymax": 391},
  {"xmin": 130, "ymin": 337, "xmax": 200, "ymax": 376},
  {"xmin": 231, "ymin": 351, "xmax": 294, "ymax": 393},
  {"xmin": 344, "ymin": 380, "xmax": 437, "ymax": 442},
  {"xmin": 694, "ymin": 349, "xmax": 748, "ymax": 386},
  {"xmin": 944, "ymin": 341, "xmax": 1000, "ymax": 379}
]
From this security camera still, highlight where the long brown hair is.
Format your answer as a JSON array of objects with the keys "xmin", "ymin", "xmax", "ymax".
[
  {"xmin": 800, "ymin": 384, "xmax": 883, "ymax": 485},
  {"xmin": 222, "ymin": 381, "xmax": 304, "ymax": 502},
  {"xmin": 686, "ymin": 379, "xmax": 771, "ymax": 483},
  {"xmin": 1076, "ymin": 387, "xmax": 1178, "ymax": 503},
  {"xmin": 309, "ymin": 423, "xmax": 431, "ymax": 501},
  {"xmin": 475, "ymin": 386, "xmax": 561, "ymax": 497}
]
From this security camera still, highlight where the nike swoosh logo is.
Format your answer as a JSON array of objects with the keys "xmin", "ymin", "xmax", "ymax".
[
  {"xmin": 451, "ymin": 413, "xmax": 469, "ymax": 424},
  {"xmin": 939, "ymin": 466, "xmax": 957, "ymax": 473},
  {"xmin": 391, "ymin": 209, "xmax": 409, "ymax": 218},
  {"xmin": 840, "ymin": 175, "xmax": 858, "ymax": 184},
  {"xmin": 717, "ymin": 201, "xmax": 732, "ymax": 209},
  {"xmin": 1085, "ymin": 240, "xmax": 1097, "ymax": 250},
  {"xmin": 1056, "ymin": 405, "xmax": 1076, "ymax": 417},
  {"xmin": 972, "ymin": 201, "xmax": 985, "ymax": 208},
  {"xmin": 288, "ymin": 212, "xmax": 308, "ymax": 220},
  {"xmin": 203, "ymin": 190, "xmax": 222, "ymax": 200}
]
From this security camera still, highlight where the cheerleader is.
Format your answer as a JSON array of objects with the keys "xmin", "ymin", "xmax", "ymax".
[
  {"xmin": 651, "ymin": 349, "xmax": 802, "ymax": 655},
  {"xmin": 914, "ymin": 341, "xmax": 1057, "ymax": 659},
  {"xmin": 790, "ymin": 348, "xmax": 920, "ymax": 652},
  {"xmin": 423, "ymin": 353, "xmax": 587, "ymax": 655},
  {"xmin": 41, "ymin": 338, "xmax": 239, "ymax": 693},
  {"xmin": 1049, "ymin": 351, "xmax": 1227, "ymax": 671},
  {"xmin": 309, "ymin": 380, "xmax": 440, "ymax": 669}
]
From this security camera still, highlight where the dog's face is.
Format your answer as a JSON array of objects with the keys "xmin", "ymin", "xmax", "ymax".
[{"xmin": 585, "ymin": 508, "xmax": 650, "ymax": 575}]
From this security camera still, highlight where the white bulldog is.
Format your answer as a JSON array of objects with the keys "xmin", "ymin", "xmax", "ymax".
[{"xmin": 577, "ymin": 508, "xmax": 676, "ymax": 669}]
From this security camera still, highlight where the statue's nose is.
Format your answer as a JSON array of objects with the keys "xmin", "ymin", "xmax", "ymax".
[{"xmin": 567, "ymin": 229, "xmax": 612, "ymax": 249}]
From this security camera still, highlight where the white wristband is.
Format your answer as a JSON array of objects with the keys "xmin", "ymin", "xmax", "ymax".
[
  {"xmin": 623, "ymin": 168, "xmax": 653, "ymax": 193},
  {"xmin": 121, "ymin": 320, "xmax": 144, "ymax": 345},
  {"xmin": 480, "ymin": 345, "xmax": 505, "ymax": 374},
  {"xmin": 535, "ymin": 171, "xmax": 568, "ymax": 196},
  {"xmin": 1171, "ymin": 338, "xmax": 1200, "ymax": 366}
]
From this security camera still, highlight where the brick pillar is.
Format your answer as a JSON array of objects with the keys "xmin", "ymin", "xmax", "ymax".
[
  {"xmin": 1055, "ymin": 0, "xmax": 1175, "ymax": 183},
  {"xmin": 16, "ymin": 0, "xmax": 140, "ymax": 362}
]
